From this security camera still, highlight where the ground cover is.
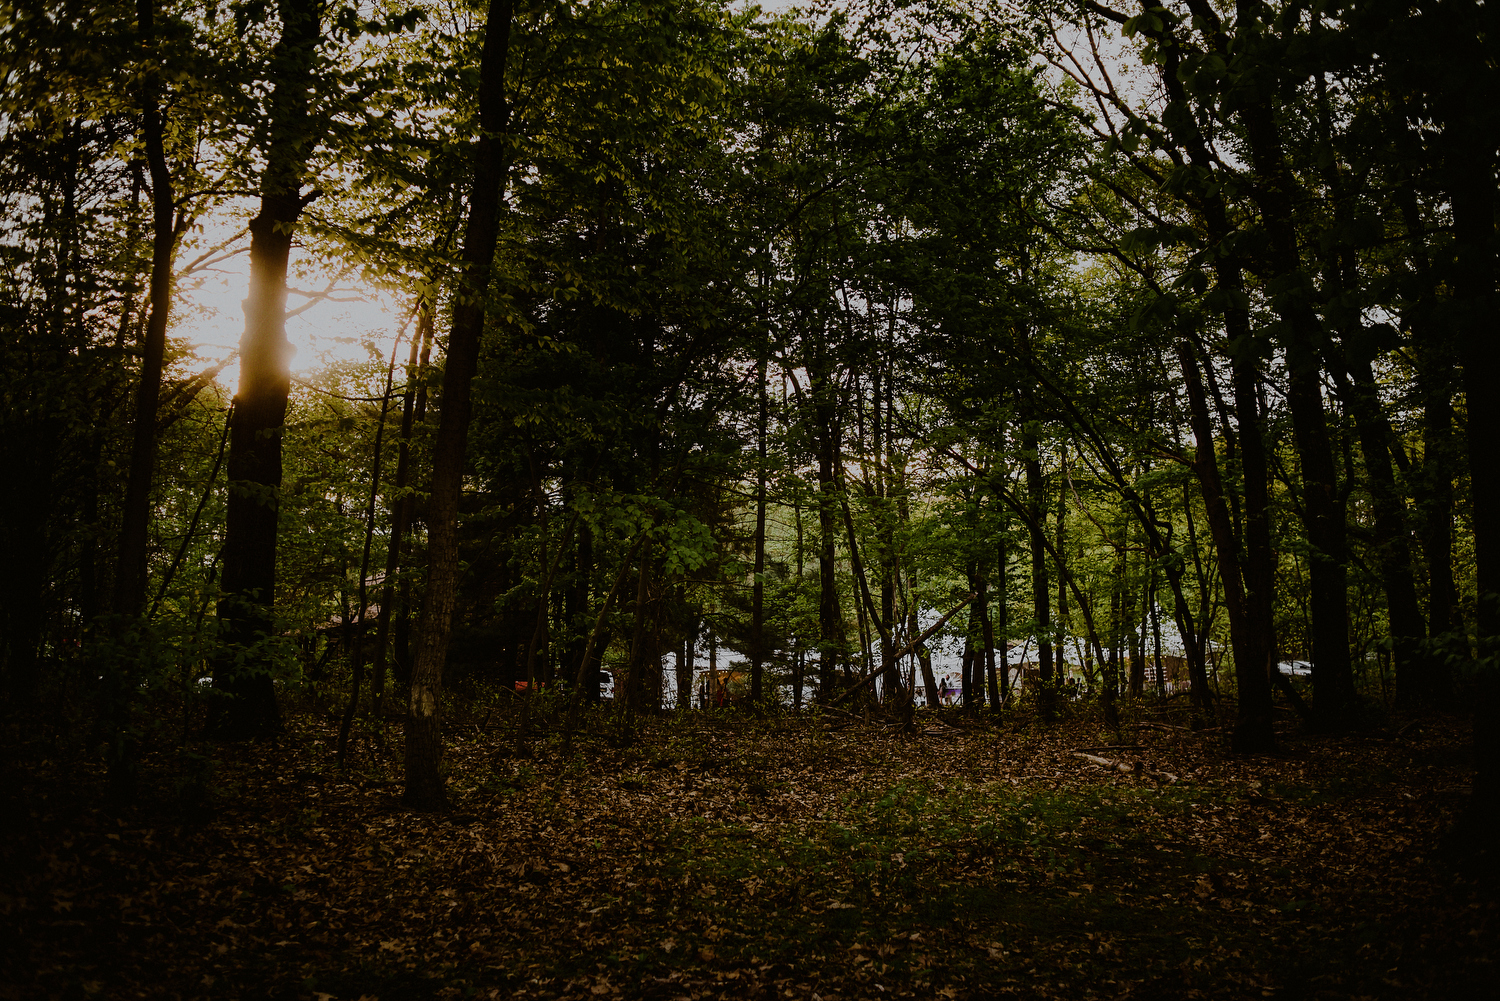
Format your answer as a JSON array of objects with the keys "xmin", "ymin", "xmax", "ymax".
[{"xmin": 2, "ymin": 701, "xmax": 1495, "ymax": 1000}]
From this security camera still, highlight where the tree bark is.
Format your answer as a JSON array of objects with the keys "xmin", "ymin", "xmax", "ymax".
[
  {"xmin": 393, "ymin": 308, "xmax": 435, "ymax": 692},
  {"xmin": 114, "ymin": 0, "xmax": 181, "ymax": 617},
  {"xmin": 751, "ymin": 356, "xmax": 767, "ymax": 705},
  {"xmin": 1150, "ymin": 0, "xmax": 1275, "ymax": 749},
  {"xmin": 372, "ymin": 301, "xmax": 434, "ymax": 718},
  {"xmin": 337, "ymin": 336, "xmax": 401, "ymax": 764},
  {"xmin": 981, "ymin": 554, "xmax": 999, "ymax": 713},
  {"xmin": 211, "ymin": 0, "xmax": 322, "ymax": 740},
  {"xmin": 1023, "ymin": 419, "xmax": 1053, "ymax": 716},
  {"xmin": 1338, "ymin": 354, "xmax": 1428, "ymax": 705},
  {"xmin": 814, "ymin": 364, "xmax": 842, "ymax": 699},
  {"xmin": 1237, "ymin": 84, "xmax": 1355, "ymax": 728},
  {"xmin": 1445, "ymin": 83, "xmax": 1500, "ymax": 849},
  {"xmin": 993, "ymin": 514, "xmax": 1009, "ymax": 712},
  {"xmin": 403, "ymin": 0, "xmax": 514, "ymax": 810}
]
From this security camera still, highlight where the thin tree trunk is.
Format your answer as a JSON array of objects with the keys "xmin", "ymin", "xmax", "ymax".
[
  {"xmin": 336, "ymin": 328, "xmax": 402, "ymax": 764},
  {"xmin": 1056, "ymin": 445, "xmax": 1068, "ymax": 686},
  {"xmin": 1150, "ymin": 567, "xmax": 1164, "ymax": 697},
  {"xmin": 1338, "ymin": 355, "xmax": 1428, "ymax": 704},
  {"xmin": 1023, "ymin": 420, "xmax": 1053, "ymax": 717},
  {"xmin": 623, "ymin": 538, "xmax": 652, "ymax": 720},
  {"xmin": 751, "ymin": 356, "xmax": 767, "ymax": 705},
  {"xmin": 981, "ymin": 556, "xmax": 999, "ymax": 713},
  {"xmin": 372, "ymin": 301, "xmax": 434, "ymax": 718},
  {"xmin": 815, "ymin": 378, "xmax": 842, "ymax": 699},
  {"xmin": 393, "ymin": 308, "xmax": 435, "ymax": 694},
  {"xmin": 561, "ymin": 537, "xmax": 642, "ymax": 755},
  {"xmin": 793, "ymin": 484, "xmax": 806, "ymax": 710},
  {"xmin": 995, "ymin": 528, "xmax": 1009, "ymax": 710},
  {"xmin": 677, "ymin": 602, "xmax": 695, "ymax": 713},
  {"xmin": 404, "ymin": 0, "xmax": 514, "ymax": 809},
  {"xmin": 115, "ymin": 0, "xmax": 181, "ymax": 617}
]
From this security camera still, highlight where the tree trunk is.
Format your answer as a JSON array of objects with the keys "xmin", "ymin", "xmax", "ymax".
[
  {"xmin": 750, "ymin": 356, "xmax": 768, "ymax": 706},
  {"xmin": 1130, "ymin": 546, "xmax": 1146, "ymax": 699},
  {"xmin": 114, "ymin": 0, "xmax": 180, "ymax": 617},
  {"xmin": 1446, "ymin": 94, "xmax": 1500, "ymax": 851},
  {"xmin": 1339, "ymin": 354, "xmax": 1428, "ymax": 705},
  {"xmin": 372, "ymin": 301, "xmax": 434, "ymax": 718},
  {"xmin": 1148, "ymin": 11, "xmax": 1275, "ymax": 748},
  {"xmin": 1023, "ymin": 420, "xmax": 1053, "ymax": 716},
  {"xmin": 403, "ymin": 0, "xmax": 514, "ymax": 810},
  {"xmin": 1238, "ymin": 96, "xmax": 1355, "ymax": 727},
  {"xmin": 677, "ymin": 604, "xmax": 696, "ymax": 713},
  {"xmin": 1398, "ymin": 187, "xmax": 1461, "ymax": 694},
  {"xmin": 815, "ymin": 376, "xmax": 842, "ymax": 699},
  {"xmin": 1056, "ymin": 444, "xmax": 1068, "ymax": 684},
  {"xmin": 211, "ymin": 0, "xmax": 323, "ymax": 740},
  {"xmin": 896, "ymin": 462, "xmax": 939, "ymax": 707},
  {"xmin": 1149, "ymin": 567, "xmax": 1164, "ymax": 697},
  {"xmin": 393, "ymin": 308, "xmax": 435, "ymax": 692},
  {"xmin": 624, "ymin": 539, "xmax": 652, "ymax": 718},
  {"xmin": 337, "ymin": 338, "xmax": 399, "ymax": 763},
  {"xmin": 981, "ymin": 555, "xmax": 999, "ymax": 714},
  {"xmin": 1179, "ymin": 339, "xmax": 1256, "ymax": 724},
  {"xmin": 960, "ymin": 632, "xmax": 974, "ymax": 709},
  {"xmin": 993, "ymin": 522, "xmax": 1008, "ymax": 711}
]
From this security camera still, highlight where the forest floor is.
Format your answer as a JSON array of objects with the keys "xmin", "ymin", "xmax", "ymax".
[{"xmin": 2, "ymin": 695, "xmax": 1497, "ymax": 1001}]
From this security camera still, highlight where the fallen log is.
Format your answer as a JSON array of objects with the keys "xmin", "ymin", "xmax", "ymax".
[{"xmin": 1069, "ymin": 751, "xmax": 1179, "ymax": 785}]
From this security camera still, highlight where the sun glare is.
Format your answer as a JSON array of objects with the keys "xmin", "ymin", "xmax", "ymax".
[{"xmin": 172, "ymin": 210, "xmax": 406, "ymax": 396}]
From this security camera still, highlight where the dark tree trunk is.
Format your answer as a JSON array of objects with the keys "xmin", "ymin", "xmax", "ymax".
[
  {"xmin": 404, "ymin": 0, "xmax": 514, "ymax": 810},
  {"xmin": 993, "ymin": 525, "xmax": 1008, "ymax": 711},
  {"xmin": 1446, "ymin": 92, "xmax": 1500, "ymax": 850},
  {"xmin": 1179, "ymin": 340, "xmax": 1259, "ymax": 725},
  {"xmin": 814, "ymin": 372, "xmax": 842, "ymax": 699},
  {"xmin": 960, "ymin": 632, "xmax": 973, "ymax": 709},
  {"xmin": 1238, "ymin": 95, "xmax": 1355, "ymax": 727},
  {"xmin": 1055, "ymin": 445, "xmax": 1068, "ymax": 685},
  {"xmin": 677, "ymin": 602, "xmax": 696, "ymax": 712},
  {"xmin": 750, "ymin": 356, "xmax": 768, "ymax": 705},
  {"xmin": 1023, "ymin": 421, "xmax": 1053, "ymax": 715},
  {"xmin": 793, "ymin": 489, "xmax": 806, "ymax": 710},
  {"xmin": 1339, "ymin": 355, "xmax": 1428, "ymax": 705},
  {"xmin": 981, "ymin": 557, "xmax": 999, "ymax": 713},
  {"xmin": 211, "ymin": 0, "xmax": 323, "ymax": 740},
  {"xmin": 624, "ymin": 540, "xmax": 651, "ymax": 717},
  {"xmin": 1149, "ymin": 567, "xmax": 1164, "ymax": 697},
  {"xmin": 1230, "ymin": 342, "xmax": 1279, "ymax": 749},
  {"xmin": 1130, "ymin": 547, "xmax": 1147, "ymax": 698},
  {"xmin": 1149, "ymin": 10, "xmax": 1275, "ymax": 748},
  {"xmin": 1179, "ymin": 479, "xmax": 1215, "ymax": 721},
  {"xmin": 372, "ymin": 301, "xmax": 434, "ymax": 718},
  {"xmin": 895, "ymin": 464, "xmax": 939, "ymax": 707},
  {"xmin": 393, "ymin": 310, "xmax": 434, "ymax": 693},
  {"xmin": 114, "ymin": 0, "xmax": 180, "ymax": 617},
  {"xmin": 337, "ymin": 339, "xmax": 399, "ymax": 763},
  {"xmin": 1398, "ymin": 187, "xmax": 1461, "ymax": 694}
]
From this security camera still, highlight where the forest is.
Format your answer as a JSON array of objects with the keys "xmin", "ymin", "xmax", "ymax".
[{"xmin": 2, "ymin": 0, "xmax": 1498, "ymax": 997}]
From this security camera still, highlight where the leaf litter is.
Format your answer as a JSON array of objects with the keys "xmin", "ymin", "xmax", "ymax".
[{"xmin": 1, "ymin": 703, "xmax": 1495, "ymax": 1000}]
